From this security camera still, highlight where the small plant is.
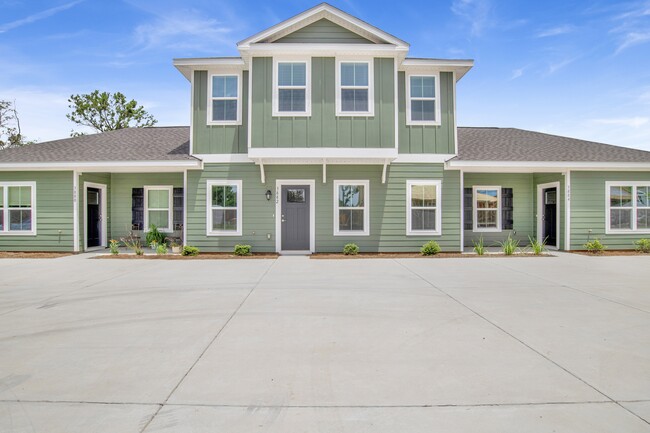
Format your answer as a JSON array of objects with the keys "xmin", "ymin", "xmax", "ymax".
[
  {"xmin": 499, "ymin": 234, "xmax": 520, "ymax": 256},
  {"xmin": 145, "ymin": 224, "xmax": 166, "ymax": 248},
  {"xmin": 234, "ymin": 244, "xmax": 252, "ymax": 256},
  {"xmin": 109, "ymin": 239, "xmax": 120, "ymax": 255},
  {"xmin": 166, "ymin": 237, "xmax": 182, "ymax": 253},
  {"xmin": 343, "ymin": 243, "xmax": 359, "ymax": 255},
  {"xmin": 421, "ymin": 240, "xmax": 441, "ymax": 256},
  {"xmin": 634, "ymin": 238, "xmax": 650, "ymax": 254},
  {"xmin": 473, "ymin": 236, "xmax": 486, "ymax": 255},
  {"xmin": 121, "ymin": 232, "xmax": 144, "ymax": 256},
  {"xmin": 584, "ymin": 239, "xmax": 606, "ymax": 254},
  {"xmin": 181, "ymin": 245, "xmax": 200, "ymax": 256},
  {"xmin": 528, "ymin": 236, "xmax": 547, "ymax": 255},
  {"xmin": 156, "ymin": 244, "xmax": 168, "ymax": 255}
]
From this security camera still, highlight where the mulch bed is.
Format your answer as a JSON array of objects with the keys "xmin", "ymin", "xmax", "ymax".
[
  {"xmin": 0, "ymin": 252, "xmax": 72, "ymax": 259},
  {"xmin": 310, "ymin": 252, "xmax": 553, "ymax": 259},
  {"xmin": 92, "ymin": 253, "xmax": 279, "ymax": 260},
  {"xmin": 570, "ymin": 250, "xmax": 650, "ymax": 257}
]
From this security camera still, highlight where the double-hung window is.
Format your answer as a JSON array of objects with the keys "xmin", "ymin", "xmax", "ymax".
[
  {"xmin": 607, "ymin": 182, "xmax": 650, "ymax": 233},
  {"xmin": 0, "ymin": 182, "xmax": 36, "ymax": 235},
  {"xmin": 473, "ymin": 186, "xmax": 501, "ymax": 232},
  {"xmin": 407, "ymin": 74, "xmax": 439, "ymax": 125},
  {"xmin": 209, "ymin": 74, "xmax": 240, "ymax": 124},
  {"xmin": 274, "ymin": 60, "xmax": 310, "ymax": 116},
  {"xmin": 144, "ymin": 186, "xmax": 172, "ymax": 232},
  {"xmin": 407, "ymin": 180, "xmax": 441, "ymax": 235},
  {"xmin": 334, "ymin": 180, "xmax": 369, "ymax": 235},
  {"xmin": 207, "ymin": 180, "xmax": 242, "ymax": 236},
  {"xmin": 337, "ymin": 60, "xmax": 374, "ymax": 116}
]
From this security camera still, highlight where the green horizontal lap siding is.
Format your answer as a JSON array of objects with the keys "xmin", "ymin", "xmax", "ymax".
[
  {"xmin": 251, "ymin": 57, "xmax": 395, "ymax": 149},
  {"xmin": 0, "ymin": 171, "xmax": 73, "ymax": 252},
  {"xmin": 570, "ymin": 171, "xmax": 650, "ymax": 250},
  {"xmin": 398, "ymin": 71, "xmax": 455, "ymax": 154},
  {"xmin": 463, "ymin": 173, "xmax": 534, "ymax": 248},
  {"xmin": 109, "ymin": 173, "xmax": 183, "ymax": 241},
  {"xmin": 187, "ymin": 163, "xmax": 460, "ymax": 252},
  {"xmin": 78, "ymin": 173, "xmax": 111, "ymax": 251},
  {"xmin": 533, "ymin": 173, "xmax": 565, "ymax": 250},
  {"xmin": 192, "ymin": 70, "xmax": 248, "ymax": 154},
  {"xmin": 274, "ymin": 19, "xmax": 374, "ymax": 44}
]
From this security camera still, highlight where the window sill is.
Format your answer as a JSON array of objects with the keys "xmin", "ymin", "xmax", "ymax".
[
  {"xmin": 206, "ymin": 231, "xmax": 242, "ymax": 237},
  {"xmin": 606, "ymin": 229, "xmax": 650, "ymax": 235},
  {"xmin": 335, "ymin": 111, "xmax": 375, "ymax": 117},
  {"xmin": 473, "ymin": 228, "xmax": 502, "ymax": 233},
  {"xmin": 0, "ymin": 231, "xmax": 37, "ymax": 236},
  {"xmin": 207, "ymin": 120, "xmax": 242, "ymax": 126},
  {"xmin": 406, "ymin": 121, "xmax": 441, "ymax": 127},
  {"xmin": 333, "ymin": 231, "xmax": 369, "ymax": 237},
  {"xmin": 407, "ymin": 231, "xmax": 442, "ymax": 236},
  {"xmin": 272, "ymin": 111, "xmax": 311, "ymax": 117}
]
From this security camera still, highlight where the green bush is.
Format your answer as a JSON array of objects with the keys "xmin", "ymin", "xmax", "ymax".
[
  {"xmin": 634, "ymin": 238, "xmax": 650, "ymax": 253},
  {"xmin": 499, "ymin": 234, "xmax": 520, "ymax": 256},
  {"xmin": 109, "ymin": 239, "xmax": 120, "ymax": 255},
  {"xmin": 528, "ymin": 236, "xmax": 547, "ymax": 255},
  {"xmin": 234, "ymin": 244, "xmax": 252, "ymax": 256},
  {"xmin": 181, "ymin": 245, "xmax": 200, "ymax": 256},
  {"xmin": 473, "ymin": 237, "xmax": 486, "ymax": 255},
  {"xmin": 420, "ymin": 240, "xmax": 441, "ymax": 256},
  {"xmin": 343, "ymin": 243, "xmax": 359, "ymax": 255},
  {"xmin": 156, "ymin": 244, "xmax": 168, "ymax": 255},
  {"xmin": 584, "ymin": 239, "xmax": 606, "ymax": 254},
  {"xmin": 145, "ymin": 224, "xmax": 166, "ymax": 247}
]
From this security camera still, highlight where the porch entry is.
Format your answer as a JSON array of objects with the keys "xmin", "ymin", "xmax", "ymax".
[
  {"xmin": 84, "ymin": 182, "xmax": 107, "ymax": 250},
  {"xmin": 537, "ymin": 182, "xmax": 560, "ymax": 249},
  {"xmin": 281, "ymin": 185, "xmax": 310, "ymax": 251}
]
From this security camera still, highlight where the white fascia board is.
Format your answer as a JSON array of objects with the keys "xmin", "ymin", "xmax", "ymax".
[
  {"xmin": 393, "ymin": 154, "xmax": 455, "ymax": 163},
  {"xmin": 173, "ymin": 58, "xmax": 245, "ymax": 80},
  {"xmin": 0, "ymin": 160, "xmax": 202, "ymax": 172},
  {"xmin": 400, "ymin": 59, "xmax": 474, "ymax": 81},
  {"xmin": 241, "ymin": 43, "xmax": 408, "ymax": 57},
  {"xmin": 194, "ymin": 154, "xmax": 252, "ymax": 163},
  {"xmin": 446, "ymin": 160, "xmax": 650, "ymax": 172},
  {"xmin": 249, "ymin": 147, "xmax": 397, "ymax": 160}
]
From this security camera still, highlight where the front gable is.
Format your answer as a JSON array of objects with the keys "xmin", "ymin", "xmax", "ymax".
[{"xmin": 272, "ymin": 18, "xmax": 375, "ymax": 44}]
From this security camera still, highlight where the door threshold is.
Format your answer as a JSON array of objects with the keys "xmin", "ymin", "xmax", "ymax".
[
  {"xmin": 279, "ymin": 250, "xmax": 312, "ymax": 256},
  {"xmin": 85, "ymin": 246, "xmax": 106, "ymax": 252}
]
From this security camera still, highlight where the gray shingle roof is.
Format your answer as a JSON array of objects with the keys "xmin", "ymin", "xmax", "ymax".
[
  {"xmin": 0, "ymin": 127, "xmax": 194, "ymax": 163},
  {"xmin": 456, "ymin": 127, "xmax": 650, "ymax": 162}
]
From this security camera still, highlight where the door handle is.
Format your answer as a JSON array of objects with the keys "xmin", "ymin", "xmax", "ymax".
[{"xmin": 281, "ymin": 214, "xmax": 286, "ymax": 223}]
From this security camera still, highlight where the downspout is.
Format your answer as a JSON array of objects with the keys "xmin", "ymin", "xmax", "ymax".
[
  {"xmin": 565, "ymin": 170, "xmax": 571, "ymax": 251},
  {"xmin": 72, "ymin": 170, "xmax": 80, "ymax": 252},
  {"xmin": 459, "ymin": 169, "xmax": 464, "ymax": 252},
  {"xmin": 183, "ymin": 169, "xmax": 188, "ymax": 247}
]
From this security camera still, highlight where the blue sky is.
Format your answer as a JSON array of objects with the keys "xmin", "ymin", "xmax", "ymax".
[{"xmin": 1, "ymin": 0, "xmax": 650, "ymax": 150}]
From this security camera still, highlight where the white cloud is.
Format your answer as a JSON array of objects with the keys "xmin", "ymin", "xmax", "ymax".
[
  {"xmin": 536, "ymin": 25, "xmax": 574, "ymax": 38},
  {"xmin": 510, "ymin": 66, "xmax": 525, "ymax": 80},
  {"xmin": 610, "ymin": 2, "xmax": 650, "ymax": 54},
  {"xmin": 0, "ymin": 0, "xmax": 84, "ymax": 33},
  {"xmin": 591, "ymin": 117, "xmax": 649, "ymax": 128},
  {"xmin": 547, "ymin": 58, "xmax": 576, "ymax": 75},
  {"xmin": 615, "ymin": 31, "xmax": 650, "ymax": 54},
  {"xmin": 451, "ymin": 0, "xmax": 491, "ymax": 36}
]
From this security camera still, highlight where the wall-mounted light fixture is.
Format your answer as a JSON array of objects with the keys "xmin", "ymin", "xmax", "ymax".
[{"xmin": 265, "ymin": 190, "xmax": 272, "ymax": 201}]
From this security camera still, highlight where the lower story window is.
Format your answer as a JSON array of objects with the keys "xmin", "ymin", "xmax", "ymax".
[
  {"xmin": 607, "ymin": 183, "xmax": 650, "ymax": 232},
  {"xmin": 334, "ymin": 180, "xmax": 369, "ymax": 235},
  {"xmin": 144, "ymin": 186, "xmax": 172, "ymax": 231},
  {"xmin": 207, "ymin": 180, "xmax": 242, "ymax": 236},
  {"xmin": 407, "ymin": 180, "xmax": 441, "ymax": 235},
  {"xmin": 473, "ymin": 186, "xmax": 501, "ymax": 231},
  {"xmin": 0, "ymin": 183, "xmax": 36, "ymax": 235}
]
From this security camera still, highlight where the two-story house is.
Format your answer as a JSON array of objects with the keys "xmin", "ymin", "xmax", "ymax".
[{"xmin": 1, "ymin": 3, "xmax": 650, "ymax": 254}]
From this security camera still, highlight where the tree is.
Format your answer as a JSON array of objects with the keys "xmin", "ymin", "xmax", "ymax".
[
  {"xmin": 0, "ymin": 100, "xmax": 33, "ymax": 150},
  {"xmin": 66, "ymin": 91, "xmax": 157, "ymax": 136}
]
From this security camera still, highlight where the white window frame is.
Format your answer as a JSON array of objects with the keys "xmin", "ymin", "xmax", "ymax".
[
  {"xmin": 406, "ymin": 180, "xmax": 442, "ymax": 236},
  {"xmin": 272, "ymin": 58, "xmax": 311, "ymax": 117},
  {"xmin": 335, "ymin": 59, "xmax": 374, "ymax": 117},
  {"xmin": 333, "ymin": 180, "xmax": 370, "ymax": 236},
  {"xmin": 605, "ymin": 181, "xmax": 650, "ymax": 234},
  {"xmin": 0, "ymin": 181, "xmax": 36, "ymax": 236},
  {"xmin": 206, "ymin": 180, "xmax": 242, "ymax": 237},
  {"xmin": 207, "ymin": 72, "xmax": 242, "ymax": 126},
  {"xmin": 473, "ymin": 186, "xmax": 501, "ymax": 232},
  {"xmin": 406, "ymin": 73, "xmax": 441, "ymax": 126},
  {"xmin": 144, "ymin": 186, "xmax": 173, "ymax": 233}
]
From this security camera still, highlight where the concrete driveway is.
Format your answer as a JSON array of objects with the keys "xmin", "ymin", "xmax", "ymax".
[{"xmin": 0, "ymin": 253, "xmax": 649, "ymax": 432}]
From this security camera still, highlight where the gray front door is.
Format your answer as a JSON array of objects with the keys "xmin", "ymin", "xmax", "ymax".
[{"xmin": 281, "ymin": 185, "xmax": 310, "ymax": 251}]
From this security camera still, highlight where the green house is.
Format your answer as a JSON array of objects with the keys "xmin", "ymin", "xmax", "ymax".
[{"xmin": 1, "ymin": 3, "xmax": 650, "ymax": 253}]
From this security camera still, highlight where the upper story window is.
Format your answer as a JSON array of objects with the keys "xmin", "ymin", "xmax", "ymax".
[
  {"xmin": 336, "ymin": 60, "xmax": 374, "ymax": 116},
  {"xmin": 273, "ymin": 60, "xmax": 311, "ymax": 116},
  {"xmin": 208, "ymin": 73, "xmax": 241, "ymax": 125},
  {"xmin": 606, "ymin": 182, "xmax": 650, "ymax": 233},
  {"xmin": 406, "ymin": 74, "xmax": 440, "ymax": 125},
  {"xmin": 0, "ymin": 182, "xmax": 36, "ymax": 236}
]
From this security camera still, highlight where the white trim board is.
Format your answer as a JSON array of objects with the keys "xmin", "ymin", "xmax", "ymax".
[
  {"xmin": 405, "ymin": 72, "xmax": 441, "ymax": 126},
  {"xmin": 272, "ymin": 57, "xmax": 312, "ymax": 117},
  {"xmin": 275, "ymin": 179, "xmax": 316, "ymax": 253},
  {"xmin": 333, "ymin": 180, "xmax": 370, "ymax": 237},
  {"xmin": 143, "ymin": 185, "xmax": 174, "ymax": 233},
  {"xmin": 0, "ymin": 181, "xmax": 37, "ymax": 237},
  {"xmin": 536, "ymin": 181, "xmax": 560, "ymax": 250},
  {"xmin": 472, "ymin": 185, "xmax": 502, "ymax": 233},
  {"xmin": 83, "ymin": 181, "xmax": 108, "ymax": 252},
  {"xmin": 405, "ymin": 179, "xmax": 442, "ymax": 236},
  {"xmin": 206, "ymin": 179, "xmax": 243, "ymax": 237},
  {"xmin": 605, "ymin": 181, "xmax": 650, "ymax": 235},
  {"xmin": 207, "ymin": 71, "xmax": 243, "ymax": 126}
]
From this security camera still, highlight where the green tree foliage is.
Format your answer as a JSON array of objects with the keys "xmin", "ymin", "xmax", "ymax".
[
  {"xmin": 67, "ymin": 91, "xmax": 157, "ymax": 136},
  {"xmin": 0, "ymin": 100, "xmax": 34, "ymax": 150}
]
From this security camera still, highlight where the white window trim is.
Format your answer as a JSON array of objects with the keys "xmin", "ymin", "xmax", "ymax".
[
  {"xmin": 473, "ymin": 185, "xmax": 502, "ymax": 232},
  {"xmin": 605, "ymin": 181, "xmax": 650, "ymax": 234},
  {"xmin": 335, "ymin": 59, "xmax": 374, "ymax": 117},
  {"xmin": 333, "ymin": 180, "xmax": 370, "ymax": 236},
  {"xmin": 406, "ymin": 73, "xmax": 441, "ymax": 126},
  {"xmin": 0, "ymin": 181, "xmax": 36, "ymax": 236},
  {"xmin": 207, "ymin": 72, "xmax": 242, "ymax": 126},
  {"xmin": 406, "ymin": 180, "xmax": 442, "ymax": 236},
  {"xmin": 144, "ymin": 186, "xmax": 173, "ymax": 233},
  {"xmin": 206, "ymin": 180, "xmax": 243, "ymax": 237},
  {"xmin": 272, "ymin": 57, "xmax": 311, "ymax": 117}
]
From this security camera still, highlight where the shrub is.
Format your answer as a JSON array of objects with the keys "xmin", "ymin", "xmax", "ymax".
[
  {"xmin": 156, "ymin": 244, "xmax": 168, "ymax": 255},
  {"xmin": 528, "ymin": 236, "xmax": 547, "ymax": 255},
  {"xmin": 584, "ymin": 239, "xmax": 606, "ymax": 254},
  {"xmin": 421, "ymin": 240, "xmax": 441, "ymax": 256},
  {"xmin": 181, "ymin": 245, "xmax": 200, "ymax": 256},
  {"xmin": 634, "ymin": 238, "xmax": 650, "ymax": 253},
  {"xmin": 499, "ymin": 234, "xmax": 520, "ymax": 256},
  {"xmin": 121, "ymin": 232, "xmax": 143, "ymax": 256},
  {"xmin": 473, "ymin": 237, "xmax": 486, "ymax": 255},
  {"xmin": 343, "ymin": 243, "xmax": 359, "ymax": 255},
  {"xmin": 109, "ymin": 239, "xmax": 120, "ymax": 255},
  {"xmin": 234, "ymin": 244, "xmax": 252, "ymax": 256},
  {"xmin": 145, "ymin": 224, "xmax": 166, "ymax": 247}
]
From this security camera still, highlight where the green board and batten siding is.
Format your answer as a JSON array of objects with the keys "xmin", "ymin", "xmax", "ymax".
[
  {"xmin": 251, "ymin": 57, "xmax": 395, "ymax": 149},
  {"xmin": 273, "ymin": 19, "xmax": 375, "ymax": 44},
  {"xmin": 398, "ymin": 71, "xmax": 455, "ymax": 154},
  {"xmin": 0, "ymin": 171, "xmax": 74, "ymax": 252},
  {"xmin": 187, "ymin": 163, "xmax": 461, "ymax": 252},
  {"xmin": 570, "ymin": 171, "xmax": 650, "ymax": 250}
]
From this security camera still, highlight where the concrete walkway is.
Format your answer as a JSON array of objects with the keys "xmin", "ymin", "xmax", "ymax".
[{"xmin": 0, "ymin": 252, "xmax": 649, "ymax": 432}]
